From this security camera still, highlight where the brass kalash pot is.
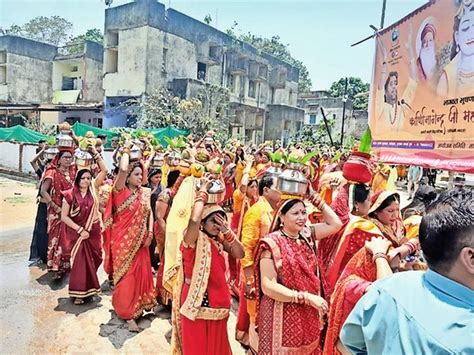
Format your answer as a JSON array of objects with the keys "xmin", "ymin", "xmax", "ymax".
[{"xmin": 276, "ymin": 162, "xmax": 308, "ymax": 197}]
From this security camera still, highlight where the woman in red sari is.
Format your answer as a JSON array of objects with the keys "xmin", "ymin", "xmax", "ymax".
[
  {"xmin": 103, "ymin": 141, "xmax": 156, "ymax": 332},
  {"xmin": 323, "ymin": 237, "xmax": 394, "ymax": 355},
  {"xmin": 325, "ymin": 191, "xmax": 419, "ymax": 296},
  {"xmin": 254, "ymin": 196, "xmax": 342, "ymax": 354},
  {"xmin": 60, "ymin": 157, "xmax": 106, "ymax": 304},
  {"xmin": 40, "ymin": 149, "xmax": 76, "ymax": 279},
  {"xmin": 318, "ymin": 183, "xmax": 371, "ymax": 298},
  {"xmin": 170, "ymin": 178, "xmax": 245, "ymax": 355}
]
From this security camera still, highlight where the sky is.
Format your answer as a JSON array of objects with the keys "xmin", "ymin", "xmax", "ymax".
[{"xmin": 0, "ymin": 0, "xmax": 427, "ymax": 90}]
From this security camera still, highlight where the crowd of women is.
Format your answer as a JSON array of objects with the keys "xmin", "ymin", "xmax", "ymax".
[{"xmin": 27, "ymin": 125, "xmax": 438, "ymax": 354}]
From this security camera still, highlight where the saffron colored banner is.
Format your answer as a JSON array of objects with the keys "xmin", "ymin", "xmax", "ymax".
[{"xmin": 369, "ymin": 0, "xmax": 474, "ymax": 173}]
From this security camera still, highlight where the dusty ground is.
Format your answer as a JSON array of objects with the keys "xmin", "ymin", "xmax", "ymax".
[{"xmin": 0, "ymin": 176, "xmax": 244, "ymax": 355}]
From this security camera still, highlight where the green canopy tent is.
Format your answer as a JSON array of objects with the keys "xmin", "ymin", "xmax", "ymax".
[
  {"xmin": 71, "ymin": 122, "xmax": 118, "ymax": 149},
  {"xmin": 147, "ymin": 126, "xmax": 188, "ymax": 147},
  {"xmin": 0, "ymin": 125, "xmax": 46, "ymax": 144}
]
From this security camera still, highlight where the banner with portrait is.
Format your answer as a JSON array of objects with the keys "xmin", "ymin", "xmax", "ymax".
[{"xmin": 369, "ymin": 0, "xmax": 474, "ymax": 173}]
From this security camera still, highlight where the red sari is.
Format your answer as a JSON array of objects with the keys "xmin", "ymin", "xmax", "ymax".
[
  {"xmin": 326, "ymin": 217, "xmax": 399, "ymax": 297},
  {"xmin": 318, "ymin": 185, "xmax": 350, "ymax": 299},
  {"xmin": 62, "ymin": 187, "xmax": 102, "ymax": 298},
  {"xmin": 171, "ymin": 232, "xmax": 232, "ymax": 355},
  {"xmin": 255, "ymin": 229, "xmax": 323, "ymax": 354},
  {"xmin": 323, "ymin": 249, "xmax": 375, "ymax": 355},
  {"xmin": 103, "ymin": 187, "xmax": 156, "ymax": 320},
  {"xmin": 43, "ymin": 164, "xmax": 76, "ymax": 273}
]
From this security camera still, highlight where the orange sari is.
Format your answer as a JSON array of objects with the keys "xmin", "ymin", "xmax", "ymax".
[
  {"xmin": 323, "ymin": 249, "xmax": 376, "ymax": 355},
  {"xmin": 103, "ymin": 186, "xmax": 156, "ymax": 320}
]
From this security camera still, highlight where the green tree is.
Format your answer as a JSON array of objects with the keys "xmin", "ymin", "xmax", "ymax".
[
  {"xmin": 68, "ymin": 28, "xmax": 103, "ymax": 45},
  {"xmin": 123, "ymin": 84, "xmax": 231, "ymax": 141},
  {"xmin": 0, "ymin": 16, "xmax": 73, "ymax": 46},
  {"xmin": 203, "ymin": 14, "xmax": 212, "ymax": 25},
  {"xmin": 329, "ymin": 77, "xmax": 370, "ymax": 110},
  {"xmin": 226, "ymin": 23, "xmax": 312, "ymax": 93}
]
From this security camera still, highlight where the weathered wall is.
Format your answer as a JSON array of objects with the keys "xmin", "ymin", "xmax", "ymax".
[
  {"xmin": 83, "ymin": 57, "xmax": 104, "ymax": 102},
  {"xmin": 52, "ymin": 61, "xmax": 85, "ymax": 91},
  {"xmin": 265, "ymin": 104, "xmax": 304, "ymax": 142},
  {"xmin": 103, "ymin": 27, "xmax": 148, "ymax": 97},
  {"xmin": 6, "ymin": 53, "xmax": 52, "ymax": 104}
]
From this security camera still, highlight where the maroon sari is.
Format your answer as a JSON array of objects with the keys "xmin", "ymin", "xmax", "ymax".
[
  {"xmin": 61, "ymin": 187, "xmax": 102, "ymax": 298},
  {"xmin": 255, "ymin": 229, "xmax": 323, "ymax": 354},
  {"xmin": 103, "ymin": 186, "xmax": 157, "ymax": 320},
  {"xmin": 43, "ymin": 164, "xmax": 76, "ymax": 273}
]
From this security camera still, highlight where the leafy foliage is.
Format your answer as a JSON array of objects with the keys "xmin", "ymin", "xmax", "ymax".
[
  {"xmin": 0, "ymin": 16, "xmax": 73, "ymax": 46},
  {"xmin": 121, "ymin": 84, "xmax": 231, "ymax": 142},
  {"xmin": 226, "ymin": 22, "xmax": 312, "ymax": 93},
  {"xmin": 65, "ymin": 28, "xmax": 103, "ymax": 53},
  {"xmin": 329, "ymin": 77, "xmax": 370, "ymax": 110}
]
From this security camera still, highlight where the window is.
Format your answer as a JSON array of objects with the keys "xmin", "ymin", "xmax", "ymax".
[
  {"xmin": 197, "ymin": 62, "xmax": 207, "ymax": 81},
  {"xmin": 0, "ymin": 67, "xmax": 6, "ymax": 84},
  {"xmin": 227, "ymin": 74, "xmax": 235, "ymax": 92},
  {"xmin": 248, "ymin": 80, "xmax": 257, "ymax": 98},
  {"xmin": 71, "ymin": 66, "xmax": 78, "ymax": 72},
  {"xmin": 62, "ymin": 76, "xmax": 76, "ymax": 90},
  {"xmin": 162, "ymin": 48, "xmax": 168, "ymax": 73},
  {"xmin": 270, "ymin": 87, "xmax": 275, "ymax": 104},
  {"xmin": 288, "ymin": 89, "xmax": 293, "ymax": 104},
  {"xmin": 309, "ymin": 114, "xmax": 317, "ymax": 124}
]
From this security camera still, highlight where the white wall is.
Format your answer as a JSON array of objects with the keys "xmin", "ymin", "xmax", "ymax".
[{"xmin": 0, "ymin": 141, "xmax": 115, "ymax": 175}]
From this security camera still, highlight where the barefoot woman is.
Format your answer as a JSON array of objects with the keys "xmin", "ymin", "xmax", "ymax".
[{"xmin": 103, "ymin": 141, "xmax": 156, "ymax": 331}]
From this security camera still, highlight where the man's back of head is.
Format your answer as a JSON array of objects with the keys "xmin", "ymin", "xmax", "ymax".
[{"xmin": 419, "ymin": 187, "xmax": 474, "ymax": 289}]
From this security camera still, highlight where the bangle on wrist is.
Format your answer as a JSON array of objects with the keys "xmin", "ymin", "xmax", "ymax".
[
  {"xmin": 373, "ymin": 252, "xmax": 388, "ymax": 262},
  {"xmin": 77, "ymin": 226, "xmax": 84, "ymax": 234}
]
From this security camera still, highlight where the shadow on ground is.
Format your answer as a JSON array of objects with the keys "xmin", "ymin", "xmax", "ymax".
[
  {"xmin": 99, "ymin": 307, "xmax": 172, "ymax": 349},
  {"xmin": 54, "ymin": 296, "xmax": 103, "ymax": 316},
  {"xmin": 35, "ymin": 272, "xmax": 69, "ymax": 291}
]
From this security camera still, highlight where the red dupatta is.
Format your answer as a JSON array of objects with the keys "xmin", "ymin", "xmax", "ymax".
[{"xmin": 102, "ymin": 186, "xmax": 151, "ymax": 284}]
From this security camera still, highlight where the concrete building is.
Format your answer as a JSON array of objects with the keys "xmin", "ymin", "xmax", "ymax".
[
  {"xmin": 0, "ymin": 35, "xmax": 104, "ymax": 128},
  {"xmin": 297, "ymin": 90, "xmax": 368, "ymax": 144},
  {"xmin": 103, "ymin": 0, "xmax": 303, "ymax": 144}
]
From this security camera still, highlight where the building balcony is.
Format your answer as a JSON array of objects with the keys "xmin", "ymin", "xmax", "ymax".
[
  {"xmin": 269, "ymin": 67, "xmax": 287, "ymax": 88},
  {"xmin": 248, "ymin": 61, "xmax": 268, "ymax": 82},
  {"xmin": 227, "ymin": 50, "xmax": 248, "ymax": 75},
  {"xmin": 52, "ymin": 90, "xmax": 81, "ymax": 105}
]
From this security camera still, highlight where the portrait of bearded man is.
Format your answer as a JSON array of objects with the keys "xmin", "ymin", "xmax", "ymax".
[{"xmin": 416, "ymin": 22, "xmax": 438, "ymax": 81}]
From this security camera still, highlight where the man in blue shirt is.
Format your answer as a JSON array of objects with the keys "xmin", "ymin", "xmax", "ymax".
[{"xmin": 340, "ymin": 188, "xmax": 474, "ymax": 354}]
